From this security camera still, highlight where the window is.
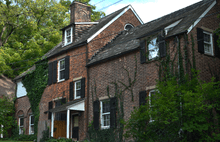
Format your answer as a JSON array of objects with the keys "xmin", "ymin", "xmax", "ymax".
[
  {"xmin": 100, "ymin": 100, "xmax": 110, "ymax": 129},
  {"xmin": 203, "ymin": 31, "xmax": 213, "ymax": 55},
  {"xmin": 148, "ymin": 38, "xmax": 159, "ymax": 60},
  {"xmin": 65, "ymin": 28, "xmax": 72, "ymax": 45},
  {"xmin": 124, "ymin": 23, "xmax": 134, "ymax": 31},
  {"xmin": 19, "ymin": 117, "xmax": 24, "ymax": 135},
  {"xmin": 149, "ymin": 90, "xmax": 156, "ymax": 122},
  {"xmin": 75, "ymin": 80, "xmax": 81, "ymax": 99},
  {"xmin": 58, "ymin": 59, "xmax": 65, "ymax": 82},
  {"xmin": 29, "ymin": 115, "xmax": 34, "ymax": 134}
]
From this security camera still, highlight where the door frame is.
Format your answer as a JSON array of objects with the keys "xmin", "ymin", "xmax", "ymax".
[{"xmin": 71, "ymin": 113, "xmax": 79, "ymax": 139}]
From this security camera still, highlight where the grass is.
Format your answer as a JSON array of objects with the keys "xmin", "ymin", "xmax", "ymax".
[{"xmin": 0, "ymin": 141, "xmax": 32, "ymax": 142}]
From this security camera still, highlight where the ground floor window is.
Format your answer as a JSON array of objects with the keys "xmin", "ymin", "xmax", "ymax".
[
  {"xmin": 100, "ymin": 100, "xmax": 110, "ymax": 129},
  {"xmin": 29, "ymin": 115, "xmax": 34, "ymax": 134},
  {"xmin": 19, "ymin": 117, "xmax": 24, "ymax": 135}
]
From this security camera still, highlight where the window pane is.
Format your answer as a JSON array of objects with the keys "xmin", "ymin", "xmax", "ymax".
[
  {"xmin": 151, "ymin": 92, "xmax": 156, "ymax": 106},
  {"xmin": 20, "ymin": 118, "xmax": 24, "ymax": 126},
  {"xmin": 204, "ymin": 33, "xmax": 210, "ymax": 42},
  {"xmin": 60, "ymin": 70, "xmax": 65, "ymax": 80},
  {"xmin": 204, "ymin": 43, "xmax": 211, "ymax": 53},
  {"xmin": 60, "ymin": 60, "xmax": 65, "ymax": 70},
  {"xmin": 103, "ymin": 101, "xmax": 110, "ymax": 113},
  {"xmin": 31, "ymin": 116, "xmax": 34, "ymax": 124},
  {"xmin": 148, "ymin": 38, "xmax": 159, "ymax": 59},
  {"xmin": 76, "ymin": 90, "xmax": 81, "ymax": 97},
  {"xmin": 31, "ymin": 126, "xmax": 34, "ymax": 134},
  {"xmin": 67, "ymin": 30, "xmax": 71, "ymax": 36},
  {"xmin": 103, "ymin": 114, "xmax": 110, "ymax": 126},
  {"xmin": 20, "ymin": 127, "xmax": 23, "ymax": 134},
  {"xmin": 76, "ymin": 81, "xmax": 81, "ymax": 90}
]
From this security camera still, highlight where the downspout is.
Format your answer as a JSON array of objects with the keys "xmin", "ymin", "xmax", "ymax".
[{"xmin": 86, "ymin": 44, "xmax": 89, "ymax": 132}]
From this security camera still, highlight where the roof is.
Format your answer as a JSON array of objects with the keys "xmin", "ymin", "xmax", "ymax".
[
  {"xmin": 13, "ymin": 65, "xmax": 36, "ymax": 81},
  {"xmin": 49, "ymin": 98, "xmax": 85, "ymax": 113},
  {"xmin": 44, "ymin": 5, "xmax": 139, "ymax": 59},
  {"xmin": 87, "ymin": 0, "xmax": 216, "ymax": 66},
  {"xmin": 0, "ymin": 75, "xmax": 15, "ymax": 99}
]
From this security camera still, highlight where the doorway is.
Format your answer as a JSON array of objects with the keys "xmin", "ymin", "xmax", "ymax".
[{"xmin": 71, "ymin": 114, "xmax": 79, "ymax": 140}]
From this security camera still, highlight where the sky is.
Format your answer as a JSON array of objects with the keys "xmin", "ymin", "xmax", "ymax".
[{"xmin": 90, "ymin": 0, "xmax": 202, "ymax": 23}]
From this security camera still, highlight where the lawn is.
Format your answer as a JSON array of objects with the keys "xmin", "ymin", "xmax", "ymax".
[{"xmin": 0, "ymin": 141, "xmax": 32, "ymax": 142}]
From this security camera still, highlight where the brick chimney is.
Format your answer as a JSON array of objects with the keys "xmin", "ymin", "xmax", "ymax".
[{"xmin": 70, "ymin": 1, "xmax": 91, "ymax": 24}]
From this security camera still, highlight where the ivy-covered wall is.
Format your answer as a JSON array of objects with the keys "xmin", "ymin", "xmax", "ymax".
[{"xmin": 22, "ymin": 60, "xmax": 48, "ymax": 138}]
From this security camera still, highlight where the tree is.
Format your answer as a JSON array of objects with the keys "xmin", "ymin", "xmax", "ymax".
[
  {"xmin": 0, "ymin": 96, "xmax": 14, "ymax": 137},
  {"xmin": 0, "ymin": 0, "xmax": 105, "ymax": 78}
]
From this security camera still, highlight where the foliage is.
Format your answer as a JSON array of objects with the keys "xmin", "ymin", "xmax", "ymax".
[
  {"xmin": 0, "ymin": 0, "xmax": 105, "ymax": 78},
  {"xmin": 0, "ymin": 96, "xmax": 14, "ymax": 137},
  {"xmin": 39, "ymin": 126, "xmax": 49, "ymax": 142},
  {"xmin": 22, "ymin": 60, "xmax": 48, "ymax": 138}
]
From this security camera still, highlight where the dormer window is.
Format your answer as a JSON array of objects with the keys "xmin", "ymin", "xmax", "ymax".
[
  {"xmin": 65, "ymin": 28, "xmax": 72, "ymax": 46},
  {"xmin": 124, "ymin": 23, "xmax": 134, "ymax": 31},
  {"xmin": 164, "ymin": 19, "xmax": 182, "ymax": 35}
]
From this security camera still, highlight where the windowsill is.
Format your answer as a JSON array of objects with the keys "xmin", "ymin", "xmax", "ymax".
[
  {"xmin": 75, "ymin": 96, "xmax": 81, "ymax": 100},
  {"xmin": 204, "ymin": 53, "xmax": 214, "ymax": 57},
  {"xmin": 145, "ymin": 57, "xmax": 159, "ymax": 64},
  {"xmin": 101, "ymin": 126, "xmax": 110, "ymax": 129},
  {"xmin": 57, "ymin": 79, "xmax": 65, "ymax": 83},
  {"xmin": 63, "ymin": 42, "xmax": 72, "ymax": 47}
]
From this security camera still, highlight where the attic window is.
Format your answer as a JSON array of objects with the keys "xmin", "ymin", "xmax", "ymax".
[
  {"xmin": 124, "ymin": 24, "xmax": 134, "ymax": 31},
  {"xmin": 164, "ymin": 19, "xmax": 182, "ymax": 35},
  {"xmin": 65, "ymin": 27, "xmax": 72, "ymax": 46}
]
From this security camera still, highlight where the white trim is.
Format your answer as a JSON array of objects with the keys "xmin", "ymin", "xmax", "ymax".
[
  {"xmin": 67, "ymin": 100, "xmax": 85, "ymax": 111},
  {"xmin": 75, "ymin": 22, "xmax": 99, "ymax": 25},
  {"xmin": 58, "ymin": 58, "xmax": 65, "ymax": 82},
  {"xmin": 29, "ymin": 115, "xmax": 34, "ymax": 135},
  {"xmin": 66, "ymin": 109, "xmax": 70, "ymax": 138},
  {"xmin": 64, "ymin": 27, "xmax": 73, "ymax": 46},
  {"xmin": 187, "ymin": 0, "xmax": 216, "ymax": 34},
  {"xmin": 203, "ymin": 31, "xmax": 214, "ymax": 56},
  {"xmin": 87, "ymin": 5, "xmax": 143, "ymax": 43},
  {"xmin": 74, "ymin": 80, "xmax": 81, "ymax": 99},
  {"xmin": 100, "ymin": 100, "xmax": 110, "ymax": 129},
  {"xmin": 19, "ymin": 117, "xmax": 24, "ymax": 135},
  {"xmin": 164, "ymin": 19, "xmax": 182, "ymax": 35},
  {"xmin": 51, "ymin": 112, "xmax": 54, "ymax": 137}
]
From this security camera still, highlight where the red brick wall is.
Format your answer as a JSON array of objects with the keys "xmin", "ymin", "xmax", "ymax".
[
  {"xmin": 37, "ymin": 7, "xmax": 142, "ymax": 141},
  {"xmin": 88, "ymin": 9, "xmax": 142, "ymax": 59}
]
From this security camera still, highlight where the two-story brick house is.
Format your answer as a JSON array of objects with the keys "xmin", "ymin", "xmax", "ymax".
[
  {"xmin": 86, "ymin": 0, "xmax": 220, "ymax": 135},
  {"xmin": 35, "ymin": 1, "xmax": 143, "ymax": 141}
]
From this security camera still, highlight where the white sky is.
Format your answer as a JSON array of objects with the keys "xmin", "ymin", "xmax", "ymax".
[{"xmin": 90, "ymin": 0, "xmax": 201, "ymax": 23}]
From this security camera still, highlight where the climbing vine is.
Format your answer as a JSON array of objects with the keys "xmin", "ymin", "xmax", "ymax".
[{"xmin": 22, "ymin": 60, "xmax": 48, "ymax": 138}]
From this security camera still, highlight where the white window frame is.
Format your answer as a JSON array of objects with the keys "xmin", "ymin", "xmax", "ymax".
[
  {"xmin": 148, "ymin": 38, "xmax": 159, "ymax": 60},
  {"xmin": 58, "ymin": 58, "xmax": 65, "ymax": 82},
  {"xmin": 149, "ymin": 90, "xmax": 156, "ymax": 123},
  {"xmin": 74, "ymin": 80, "xmax": 81, "ymax": 99},
  {"xmin": 65, "ymin": 27, "xmax": 72, "ymax": 46},
  {"xmin": 124, "ymin": 23, "xmax": 134, "ymax": 31},
  {"xmin": 19, "ymin": 117, "xmax": 24, "ymax": 135},
  {"xmin": 29, "ymin": 115, "xmax": 34, "ymax": 135},
  {"xmin": 100, "ymin": 100, "xmax": 110, "ymax": 129},
  {"xmin": 203, "ymin": 31, "xmax": 213, "ymax": 56}
]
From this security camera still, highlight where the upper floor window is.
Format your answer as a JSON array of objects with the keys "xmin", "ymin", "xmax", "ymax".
[
  {"xmin": 29, "ymin": 115, "xmax": 34, "ymax": 134},
  {"xmin": 148, "ymin": 38, "xmax": 159, "ymax": 60},
  {"xmin": 124, "ymin": 23, "xmax": 134, "ymax": 31},
  {"xmin": 203, "ymin": 31, "xmax": 213, "ymax": 55},
  {"xmin": 75, "ymin": 80, "xmax": 81, "ymax": 99},
  {"xmin": 19, "ymin": 117, "xmax": 24, "ymax": 135},
  {"xmin": 100, "ymin": 100, "xmax": 110, "ymax": 129},
  {"xmin": 65, "ymin": 28, "xmax": 72, "ymax": 46},
  {"xmin": 58, "ymin": 58, "xmax": 65, "ymax": 82}
]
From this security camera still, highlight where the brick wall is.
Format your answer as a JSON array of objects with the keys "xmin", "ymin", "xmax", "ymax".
[{"xmin": 15, "ymin": 96, "xmax": 32, "ymax": 135}]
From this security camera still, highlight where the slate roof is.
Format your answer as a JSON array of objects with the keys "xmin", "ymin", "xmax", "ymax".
[
  {"xmin": 87, "ymin": 0, "xmax": 215, "ymax": 66},
  {"xmin": 13, "ymin": 65, "xmax": 36, "ymax": 81},
  {"xmin": 43, "ymin": 5, "xmax": 130, "ymax": 59}
]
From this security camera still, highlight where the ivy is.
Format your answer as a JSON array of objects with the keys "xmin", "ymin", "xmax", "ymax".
[{"xmin": 22, "ymin": 60, "xmax": 48, "ymax": 138}]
